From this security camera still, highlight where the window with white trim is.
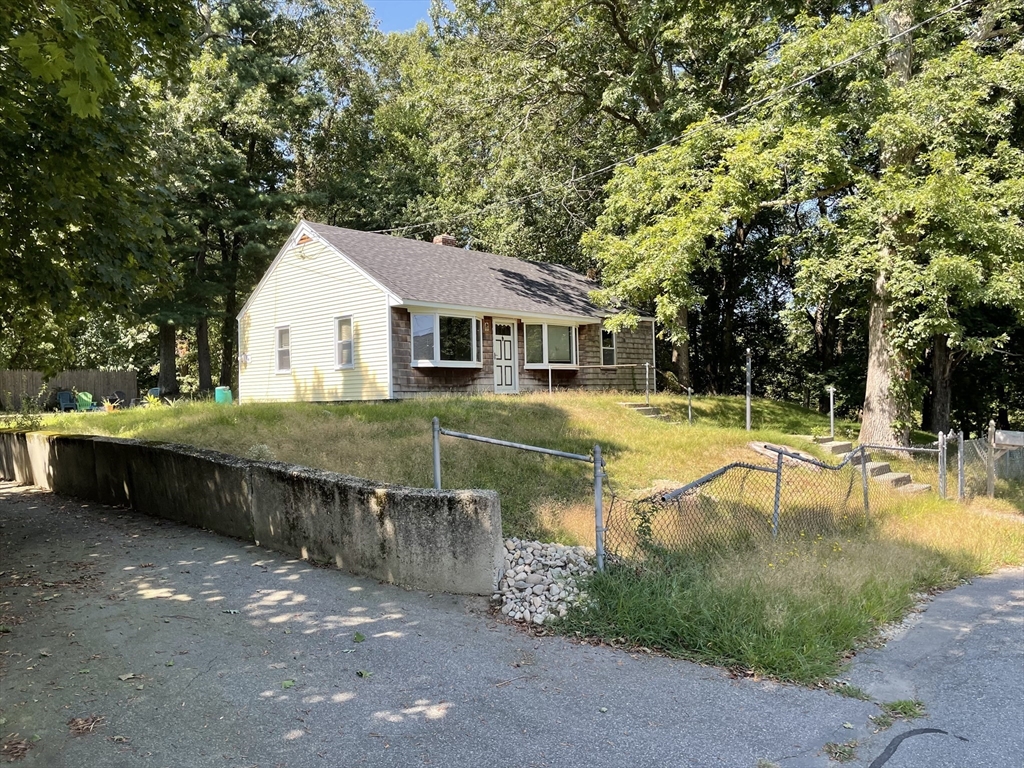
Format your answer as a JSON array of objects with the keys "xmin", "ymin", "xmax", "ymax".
[
  {"xmin": 276, "ymin": 326, "xmax": 290, "ymax": 372},
  {"xmin": 524, "ymin": 323, "xmax": 577, "ymax": 367},
  {"xmin": 335, "ymin": 316, "xmax": 353, "ymax": 368},
  {"xmin": 411, "ymin": 313, "xmax": 482, "ymax": 367},
  {"xmin": 601, "ymin": 329, "xmax": 616, "ymax": 366}
]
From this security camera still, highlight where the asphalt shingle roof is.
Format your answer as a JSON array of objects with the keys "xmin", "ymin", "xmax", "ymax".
[{"xmin": 306, "ymin": 221, "xmax": 606, "ymax": 320}]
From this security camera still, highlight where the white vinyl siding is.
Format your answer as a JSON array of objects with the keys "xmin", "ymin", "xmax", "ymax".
[{"xmin": 238, "ymin": 238, "xmax": 390, "ymax": 402}]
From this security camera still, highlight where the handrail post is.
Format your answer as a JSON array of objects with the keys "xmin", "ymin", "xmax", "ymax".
[
  {"xmin": 548, "ymin": 367, "xmax": 552, "ymax": 394},
  {"xmin": 987, "ymin": 420, "xmax": 996, "ymax": 498},
  {"xmin": 771, "ymin": 450, "xmax": 783, "ymax": 538},
  {"xmin": 745, "ymin": 348, "xmax": 752, "ymax": 431},
  {"xmin": 432, "ymin": 416, "xmax": 441, "ymax": 490},
  {"xmin": 687, "ymin": 387, "xmax": 693, "ymax": 425},
  {"xmin": 594, "ymin": 444, "xmax": 605, "ymax": 572},
  {"xmin": 644, "ymin": 362, "xmax": 650, "ymax": 406},
  {"xmin": 957, "ymin": 429, "xmax": 965, "ymax": 501},
  {"xmin": 828, "ymin": 385, "xmax": 835, "ymax": 439},
  {"xmin": 860, "ymin": 445, "xmax": 870, "ymax": 519},
  {"xmin": 938, "ymin": 431, "xmax": 947, "ymax": 499}
]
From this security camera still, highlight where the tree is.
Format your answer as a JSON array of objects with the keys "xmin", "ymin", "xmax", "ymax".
[
  {"xmin": 1, "ymin": 0, "xmax": 194, "ymax": 344},
  {"xmin": 586, "ymin": 1, "xmax": 1024, "ymax": 443},
  {"xmin": 148, "ymin": 0, "xmax": 381, "ymax": 391}
]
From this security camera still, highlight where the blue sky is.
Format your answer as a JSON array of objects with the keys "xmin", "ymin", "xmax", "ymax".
[{"xmin": 365, "ymin": 0, "xmax": 433, "ymax": 32}]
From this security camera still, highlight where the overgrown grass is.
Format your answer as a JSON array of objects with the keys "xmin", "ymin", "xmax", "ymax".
[
  {"xmin": 563, "ymin": 495, "xmax": 1023, "ymax": 684},
  {"xmin": 42, "ymin": 392, "xmax": 838, "ymax": 540},
  {"xmin": 40, "ymin": 392, "xmax": 1024, "ymax": 684}
]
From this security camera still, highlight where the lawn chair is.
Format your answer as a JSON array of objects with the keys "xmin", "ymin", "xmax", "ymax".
[
  {"xmin": 76, "ymin": 391, "xmax": 100, "ymax": 412},
  {"xmin": 111, "ymin": 390, "xmax": 129, "ymax": 408},
  {"xmin": 56, "ymin": 391, "xmax": 76, "ymax": 412}
]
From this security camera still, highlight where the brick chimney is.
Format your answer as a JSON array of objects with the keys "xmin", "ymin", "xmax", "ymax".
[{"xmin": 433, "ymin": 234, "xmax": 458, "ymax": 247}]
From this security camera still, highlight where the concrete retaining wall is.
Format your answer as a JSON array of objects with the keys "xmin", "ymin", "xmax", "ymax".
[{"xmin": 0, "ymin": 430, "xmax": 502, "ymax": 595}]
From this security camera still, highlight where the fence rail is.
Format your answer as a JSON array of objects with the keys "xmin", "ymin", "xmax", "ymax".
[
  {"xmin": 431, "ymin": 417, "xmax": 608, "ymax": 570},
  {"xmin": 605, "ymin": 445, "xmax": 871, "ymax": 566}
]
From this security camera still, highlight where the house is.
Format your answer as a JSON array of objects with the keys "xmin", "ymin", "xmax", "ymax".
[{"xmin": 236, "ymin": 220, "xmax": 656, "ymax": 403}]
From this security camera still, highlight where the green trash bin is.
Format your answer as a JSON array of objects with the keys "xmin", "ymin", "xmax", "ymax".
[{"xmin": 215, "ymin": 386, "xmax": 233, "ymax": 405}]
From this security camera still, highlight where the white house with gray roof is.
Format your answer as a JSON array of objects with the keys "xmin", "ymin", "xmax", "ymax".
[{"xmin": 236, "ymin": 220, "xmax": 656, "ymax": 403}]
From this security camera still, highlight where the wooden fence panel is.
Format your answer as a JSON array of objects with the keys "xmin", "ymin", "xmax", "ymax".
[
  {"xmin": 0, "ymin": 371, "xmax": 45, "ymax": 411},
  {"xmin": 0, "ymin": 370, "xmax": 138, "ymax": 411}
]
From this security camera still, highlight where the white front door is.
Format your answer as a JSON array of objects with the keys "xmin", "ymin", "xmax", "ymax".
[{"xmin": 493, "ymin": 320, "xmax": 518, "ymax": 394}]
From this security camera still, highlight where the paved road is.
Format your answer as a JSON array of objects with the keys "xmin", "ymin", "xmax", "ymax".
[
  {"xmin": 845, "ymin": 568, "xmax": 1024, "ymax": 768},
  {"xmin": 0, "ymin": 482, "xmax": 1020, "ymax": 768}
]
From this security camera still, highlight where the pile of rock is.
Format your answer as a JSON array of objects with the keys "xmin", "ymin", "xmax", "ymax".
[{"xmin": 494, "ymin": 538, "xmax": 595, "ymax": 625}]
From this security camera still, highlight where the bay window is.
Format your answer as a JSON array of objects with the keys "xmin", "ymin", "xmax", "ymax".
[
  {"xmin": 411, "ymin": 313, "xmax": 482, "ymax": 367},
  {"xmin": 524, "ymin": 323, "xmax": 577, "ymax": 367}
]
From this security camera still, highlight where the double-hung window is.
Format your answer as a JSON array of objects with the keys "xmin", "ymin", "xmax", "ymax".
[
  {"xmin": 601, "ymin": 329, "xmax": 616, "ymax": 366},
  {"xmin": 275, "ymin": 326, "xmax": 290, "ymax": 373},
  {"xmin": 524, "ymin": 323, "xmax": 577, "ymax": 367},
  {"xmin": 411, "ymin": 313, "xmax": 482, "ymax": 367},
  {"xmin": 336, "ymin": 316, "xmax": 353, "ymax": 368}
]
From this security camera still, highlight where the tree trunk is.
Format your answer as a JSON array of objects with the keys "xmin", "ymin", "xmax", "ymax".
[
  {"xmin": 672, "ymin": 306, "xmax": 691, "ymax": 388},
  {"xmin": 858, "ymin": 271, "xmax": 907, "ymax": 445},
  {"xmin": 219, "ymin": 233, "xmax": 239, "ymax": 387},
  {"xmin": 157, "ymin": 322, "xmax": 179, "ymax": 396},
  {"xmin": 197, "ymin": 317, "xmax": 213, "ymax": 393},
  {"xmin": 859, "ymin": 5, "xmax": 914, "ymax": 447},
  {"xmin": 929, "ymin": 334, "xmax": 952, "ymax": 434}
]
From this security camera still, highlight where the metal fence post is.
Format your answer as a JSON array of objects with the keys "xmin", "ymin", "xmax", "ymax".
[
  {"xmin": 828, "ymin": 385, "xmax": 835, "ymax": 439},
  {"xmin": 687, "ymin": 387, "xmax": 693, "ymax": 425},
  {"xmin": 771, "ymin": 450, "xmax": 783, "ymax": 538},
  {"xmin": 594, "ymin": 444, "xmax": 605, "ymax": 572},
  {"xmin": 957, "ymin": 429, "xmax": 965, "ymax": 501},
  {"xmin": 745, "ymin": 348, "xmax": 752, "ymax": 432},
  {"xmin": 432, "ymin": 416, "xmax": 442, "ymax": 490},
  {"xmin": 938, "ymin": 431, "xmax": 947, "ymax": 499},
  {"xmin": 644, "ymin": 362, "xmax": 650, "ymax": 406},
  {"xmin": 987, "ymin": 420, "xmax": 996, "ymax": 498},
  {"xmin": 860, "ymin": 445, "xmax": 870, "ymax": 518}
]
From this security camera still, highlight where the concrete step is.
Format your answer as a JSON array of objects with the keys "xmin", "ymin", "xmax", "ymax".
[
  {"xmin": 618, "ymin": 402, "xmax": 652, "ymax": 410},
  {"xmin": 850, "ymin": 451, "xmax": 873, "ymax": 465},
  {"xmin": 820, "ymin": 440, "xmax": 854, "ymax": 455},
  {"xmin": 900, "ymin": 482, "xmax": 932, "ymax": 494},
  {"xmin": 630, "ymin": 407, "xmax": 659, "ymax": 416},
  {"xmin": 643, "ymin": 413, "xmax": 671, "ymax": 421},
  {"xmin": 874, "ymin": 471, "xmax": 912, "ymax": 488},
  {"xmin": 864, "ymin": 461, "xmax": 891, "ymax": 477},
  {"xmin": 813, "ymin": 436, "xmax": 835, "ymax": 444}
]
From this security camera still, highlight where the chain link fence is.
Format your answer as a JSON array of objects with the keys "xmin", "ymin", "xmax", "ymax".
[{"xmin": 603, "ymin": 447, "xmax": 871, "ymax": 566}]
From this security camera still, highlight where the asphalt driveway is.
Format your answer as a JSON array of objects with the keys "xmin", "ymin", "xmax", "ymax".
[{"xmin": 1, "ymin": 482, "xmax": 1020, "ymax": 767}]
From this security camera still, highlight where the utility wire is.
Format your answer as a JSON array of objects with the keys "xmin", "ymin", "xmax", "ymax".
[{"xmin": 370, "ymin": 0, "xmax": 976, "ymax": 237}]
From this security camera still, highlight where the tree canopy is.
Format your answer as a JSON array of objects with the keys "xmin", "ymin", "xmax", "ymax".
[{"xmin": 2, "ymin": 0, "xmax": 1020, "ymax": 434}]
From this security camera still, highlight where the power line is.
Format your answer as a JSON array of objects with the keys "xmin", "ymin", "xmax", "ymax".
[{"xmin": 370, "ymin": 0, "xmax": 976, "ymax": 238}]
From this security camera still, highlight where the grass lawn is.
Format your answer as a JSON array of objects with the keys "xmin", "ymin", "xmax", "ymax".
[{"xmin": 42, "ymin": 392, "xmax": 1024, "ymax": 684}]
